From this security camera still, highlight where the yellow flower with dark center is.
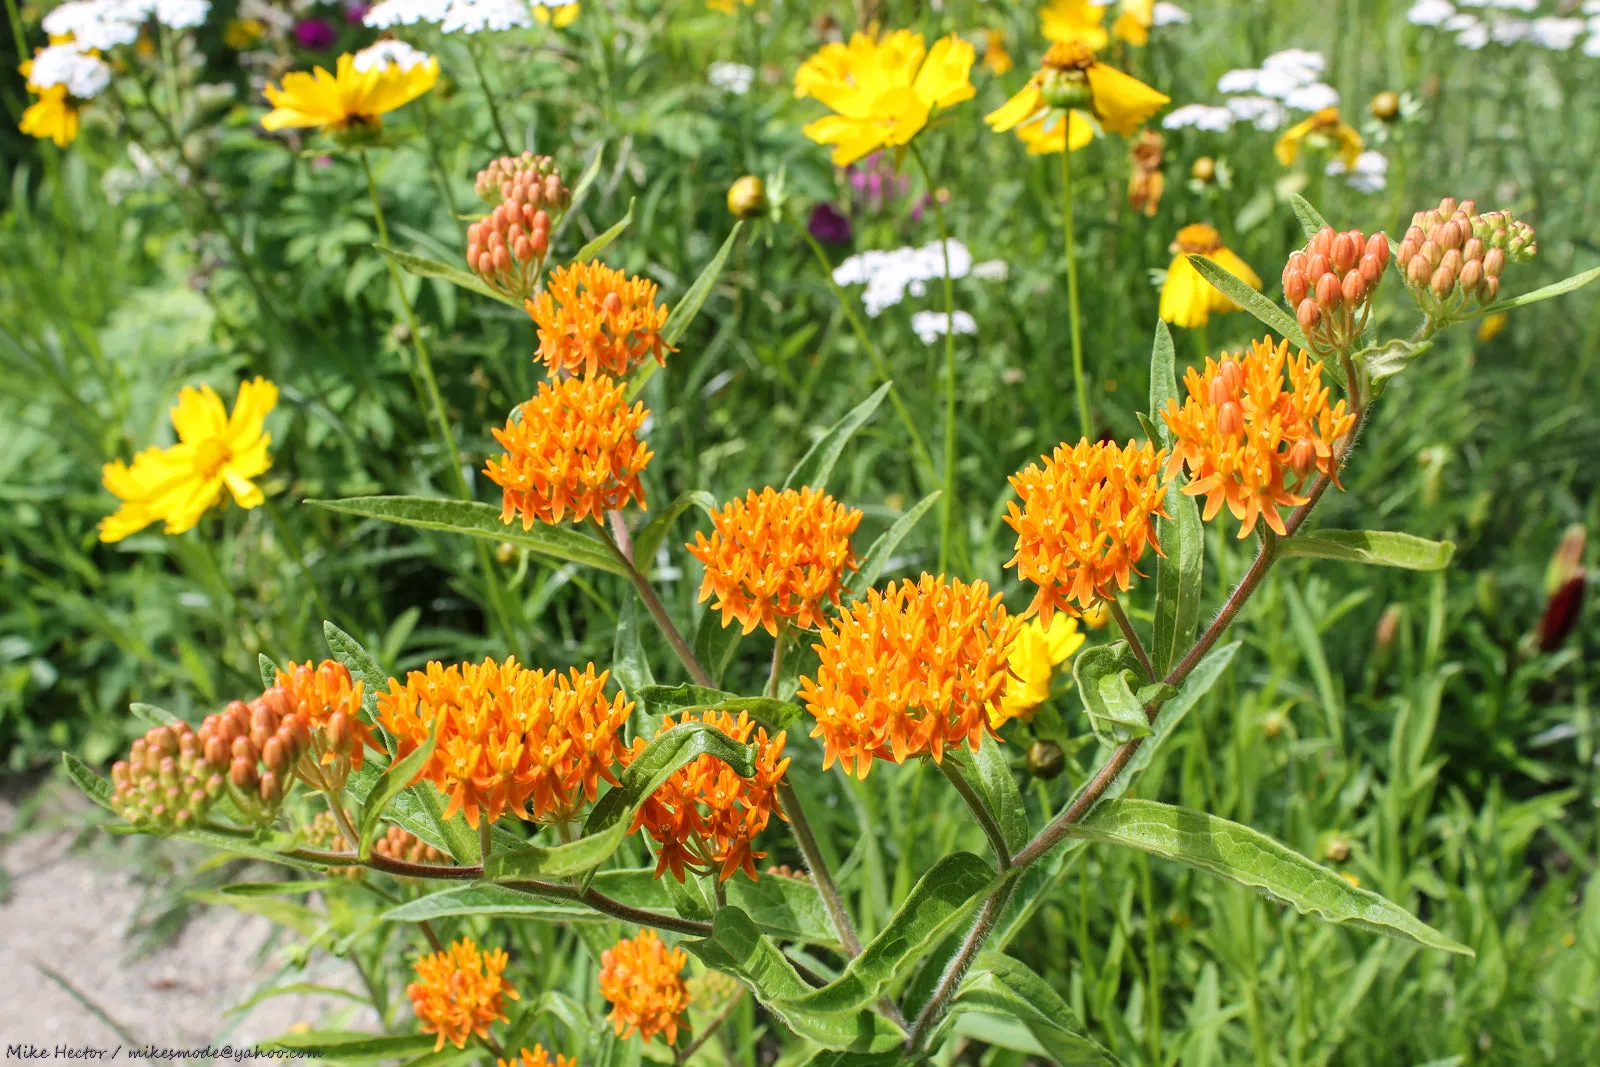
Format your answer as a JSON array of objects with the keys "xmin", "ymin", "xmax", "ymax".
[
  {"xmin": 407, "ymin": 938, "xmax": 518, "ymax": 1051},
  {"xmin": 1158, "ymin": 224, "xmax": 1261, "ymax": 329},
  {"xmin": 99, "ymin": 378, "xmax": 277, "ymax": 542},
  {"xmin": 261, "ymin": 52, "xmax": 438, "ymax": 134},
  {"xmin": 991, "ymin": 614, "xmax": 1087, "ymax": 728},
  {"xmin": 599, "ymin": 930, "xmax": 690, "ymax": 1045},
  {"xmin": 795, "ymin": 29, "xmax": 975, "ymax": 166},
  {"xmin": 1113, "ymin": 0, "xmax": 1156, "ymax": 46},
  {"xmin": 531, "ymin": 2, "xmax": 580, "ymax": 27},
  {"xmin": 1041, "ymin": 0, "xmax": 1109, "ymax": 51},
  {"xmin": 1274, "ymin": 107, "xmax": 1363, "ymax": 168},
  {"xmin": 986, "ymin": 41, "xmax": 1168, "ymax": 154}
]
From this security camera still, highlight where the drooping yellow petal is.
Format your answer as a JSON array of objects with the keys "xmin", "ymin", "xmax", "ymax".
[
  {"xmin": 1274, "ymin": 114, "xmax": 1319, "ymax": 166},
  {"xmin": 1041, "ymin": 0, "xmax": 1109, "ymax": 51},
  {"xmin": 262, "ymin": 52, "xmax": 435, "ymax": 133},
  {"xmin": 985, "ymin": 82, "xmax": 1045, "ymax": 133},
  {"xmin": 1113, "ymin": 0, "xmax": 1155, "ymax": 46},
  {"xmin": 20, "ymin": 86, "xmax": 79, "ymax": 147},
  {"xmin": 1159, "ymin": 255, "xmax": 1211, "ymax": 328},
  {"xmin": 1014, "ymin": 109, "xmax": 1096, "ymax": 155},
  {"xmin": 1085, "ymin": 61, "xmax": 1169, "ymax": 135}
]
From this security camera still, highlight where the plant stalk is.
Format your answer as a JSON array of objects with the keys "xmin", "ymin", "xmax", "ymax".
[
  {"xmin": 909, "ymin": 144, "xmax": 960, "ymax": 574},
  {"xmin": 1108, "ymin": 597, "xmax": 1155, "ymax": 682},
  {"xmin": 1062, "ymin": 142, "xmax": 1092, "ymax": 440},
  {"xmin": 937, "ymin": 757, "xmax": 1011, "ymax": 870}
]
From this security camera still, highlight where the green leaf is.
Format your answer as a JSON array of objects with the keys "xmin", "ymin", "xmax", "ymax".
[
  {"xmin": 631, "ymin": 489, "xmax": 716, "ymax": 571},
  {"xmin": 1148, "ymin": 320, "xmax": 1204, "ymax": 677},
  {"xmin": 187, "ymin": 889, "xmax": 322, "ymax": 939},
  {"xmin": 373, "ymin": 245, "xmax": 521, "ymax": 308},
  {"xmin": 266, "ymin": 1032, "xmax": 437, "ymax": 1061},
  {"xmin": 62, "ymin": 752, "xmax": 114, "ymax": 812},
  {"xmin": 665, "ymin": 223, "xmax": 743, "ymax": 348},
  {"xmin": 357, "ymin": 715, "xmax": 440, "ymax": 860},
  {"xmin": 383, "ymin": 884, "xmax": 595, "ymax": 924},
  {"xmin": 1353, "ymin": 338, "xmax": 1432, "ymax": 391},
  {"xmin": 1073, "ymin": 645, "xmax": 1155, "ymax": 746},
  {"xmin": 1147, "ymin": 319, "xmax": 1177, "ymax": 448},
  {"xmin": 613, "ymin": 598, "xmax": 656, "ymax": 740},
  {"xmin": 846, "ymin": 490, "xmax": 940, "ymax": 595},
  {"xmin": 129, "ymin": 702, "xmax": 181, "ymax": 729},
  {"xmin": 1070, "ymin": 799, "xmax": 1474, "ymax": 955},
  {"xmin": 322, "ymin": 623, "xmax": 397, "ymax": 762},
  {"xmin": 117, "ymin": 824, "xmax": 333, "ymax": 872},
  {"xmin": 1186, "ymin": 255, "xmax": 1309, "ymax": 350},
  {"xmin": 220, "ymin": 881, "xmax": 333, "ymax": 896},
  {"xmin": 947, "ymin": 952, "xmax": 1119, "ymax": 1065},
  {"xmin": 310, "ymin": 497, "xmax": 629, "ymax": 577},
  {"xmin": 692, "ymin": 606, "xmax": 743, "ymax": 687},
  {"xmin": 774, "ymin": 852, "xmax": 996, "ymax": 1016},
  {"xmin": 950, "ymin": 737, "xmax": 1030, "ymax": 853},
  {"xmin": 1289, "ymin": 194, "xmax": 1329, "ymax": 241},
  {"xmin": 784, "ymin": 383, "xmax": 891, "ymax": 491},
  {"xmin": 635, "ymin": 683, "xmax": 736, "ymax": 713},
  {"xmin": 631, "ymin": 684, "xmax": 802, "ymax": 731},
  {"xmin": 1472, "ymin": 262, "xmax": 1600, "ymax": 316},
  {"xmin": 682, "ymin": 908, "xmax": 905, "ymax": 1051},
  {"xmin": 1279, "ymin": 529, "xmax": 1456, "ymax": 570},
  {"xmin": 575, "ymin": 197, "xmax": 635, "ymax": 262},
  {"xmin": 258, "ymin": 653, "xmax": 283, "ymax": 691},
  {"xmin": 483, "ymin": 722, "xmax": 756, "ymax": 881}
]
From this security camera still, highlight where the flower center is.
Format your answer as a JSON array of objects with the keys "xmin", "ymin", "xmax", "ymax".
[
  {"xmin": 194, "ymin": 438, "xmax": 232, "ymax": 479},
  {"xmin": 1175, "ymin": 224, "xmax": 1223, "ymax": 255}
]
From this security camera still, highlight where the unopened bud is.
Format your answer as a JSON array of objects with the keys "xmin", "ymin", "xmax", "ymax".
[
  {"xmin": 1458, "ymin": 260, "xmax": 1483, "ymax": 295},
  {"xmin": 1191, "ymin": 156, "xmax": 1216, "ymax": 183},
  {"xmin": 1283, "ymin": 266, "xmax": 1309, "ymax": 305},
  {"xmin": 1324, "ymin": 837, "xmax": 1351, "ymax": 863},
  {"xmin": 1407, "ymin": 254, "xmax": 1430, "ymax": 286},
  {"xmin": 1370, "ymin": 90, "xmax": 1400, "ymax": 121},
  {"xmin": 1307, "ymin": 253, "xmax": 1330, "ymax": 282},
  {"xmin": 1288, "ymin": 437, "xmax": 1317, "ymax": 479},
  {"xmin": 1482, "ymin": 247, "xmax": 1505, "ymax": 278},
  {"xmin": 1315, "ymin": 272, "xmax": 1342, "ymax": 311},
  {"xmin": 1359, "ymin": 254, "xmax": 1383, "ymax": 288},
  {"xmin": 726, "ymin": 175, "xmax": 767, "ymax": 220},
  {"xmin": 1297, "ymin": 297, "xmax": 1320, "ymax": 334},
  {"xmin": 1217, "ymin": 400, "xmax": 1244, "ymax": 437},
  {"xmin": 328, "ymin": 711, "xmax": 354, "ymax": 753},
  {"xmin": 260, "ymin": 771, "xmax": 283, "ymax": 805},
  {"xmin": 1331, "ymin": 232, "xmax": 1358, "ymax": 272},
  {"xmin": 262, "ymin": 736, "xmax": 290, "ymax": 775},
  {"xmin": 1025, "ymin": 739, "xmax": 1065, "ymax": 780},
  {"xmin": 1366, "ymin": 232, "xmax": 1389, "ymax": 268},
  {"xmin": 1341, "ymin": 270, "xmax": 1365, "ymax": 306},
  {"xmin": 231, "ymin": 756, "xmax": 259, "ymax": 791},
  {"xmin": 1430, "ymin": 265, "xmax": 1456, "ymax": 298}
]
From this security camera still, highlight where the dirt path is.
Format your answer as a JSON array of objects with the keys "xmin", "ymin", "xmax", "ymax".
[{"xmin": 0, "ymin": 783, "xmax": 373, "ymax": 1055}]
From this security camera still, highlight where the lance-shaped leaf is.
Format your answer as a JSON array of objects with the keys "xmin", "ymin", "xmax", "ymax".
[
  {"xmin": 574, "ymin": 197, "xmax": 634, "ymax": 262},
  {"xmin": 357, "ymin": 716, "xmax": 440, "ymax": 860},
  {"xmin": 482, "ymin": 722, "xmax": 755, "ymax": 881},
  {"xmin": 374, "ymin": 245, "xmax": 521, "ymax": 308},
  {"xmin": 948, "ymin": 737, "xmax": 1030, "ymax": 854},
  {"xmin": 692, "ymin": 607, "xmax": 744, "ymax": 687},
  {"xmin": 1354, "ymin": 338, "xmax": 1432, "ymax": 391},
  {"xmin": 188, "ymin": 889, "xmax": 323, "ymax": 939},
  {"xmin": 310, "ymin": 497, "xmax": 629, "ymax": 577},
  {"xmin": 62, "ymin": 752, "xmax": 114, "ymax": 812},
  {"xmin": 1289, "ymin": 193, "xmax": 1330, "ymax": 241},
  {"xmin": 1278, "ymin": 529, "xmax": 1455, "ymax": 570},
  {"xmin": 784, "ymin": 383, "xmax": 891, "ymax": 491},
  {"xmin": 1073, "ymin": 644, "xmax": 1156, "ymax": 746},
  {"xmin": 773, "ymin": 852, "xmax": 996, "ymax": 1016},
  {"xmin": 846, "ymin": 489, "xmax": 940, "ymax": 596},
  {"xmin": 631, "ymin": 489, "xmax": 716, "ymax": 571},
  {"xmin": 129, "ymin": 702, "xmax": 181, "ymax": 729},
  {"xmin": 108, "ymin": 822, "xmax": 334, "ymax": 873},
  {"xmin": 629, "ymin": 223, "xmax": 745, "ymax": 401},
  {"xmin": 1471, "ymin": 262, "xmax": 1600, "ymax": 316},
  {"xmin": 682, "ymin": 908, "xmax": 905, "ymax": 1051},
  {"xmin": 258, "ymin": 653, "xmax": 283, "ymax": 692},
  {"xmin": 1069, "ymin": 798, "xmax": 1474, "ymax": 955},
  {"xmin": 1147, "ymin": 320, "xmax": 1204, "ymax": 676},
  {"xmin": 1186, "ymin": 254, "xmax": 1309, "ymax": 350},
  {"xmin": 940, "ymin": 952, "xmax": 1119, "ymax": 1065},
  {"xmin": 267, "ymin": 1032, "xmax": 438, "ymax": 1061}
]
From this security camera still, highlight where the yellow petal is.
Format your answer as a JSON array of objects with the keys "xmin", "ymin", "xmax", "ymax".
[
  {"xmin": 985, "ymin": 83, "xmax": 1044, "ymax": 132},
  {"xmin": 1041, "ymin": 0, "xmax": 1109, "ymax": 51},
  {"xmin": 913, "ymin": 34, "xmax": 976, "ymax": 112},
  {"xmin": 1274, "ymin": 115, "xmax": 1317, "ymax": 166},
  {"xmin": 1159, "ymin": 255, "xmax": 1210, "ymax": 328},
  {"xmin": 1085, "ymin": 61, "xmax": 1169, "ymax": 135},
  {"xmin": 170, "ymin": 385, "xmax": 228, "ymax": 444}
]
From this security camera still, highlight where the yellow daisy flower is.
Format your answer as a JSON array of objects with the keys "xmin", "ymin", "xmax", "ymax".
[
  {"xmin": 795, "ymin": 30, "xmax": 976, "ymax": 167},
  {"xmin": 1014, "ymin": 109, "xmax": 1095, "ymax": 155},
  {"xmin": 20, "ymin": 83, "xmax": 80, "ymax": 147},
  {"xmin": 991, "ymin": 614, "xmax": 1088, "ymax": 728},
  {"xmin": 1158, "ymin": 224, "xmax": 1261, "ymax": 329},
  {"xmin": 1113, "ymin": 0, "xmax": 1156, "ymax": 46},
  {"xmin": 1274, "ymin": 107, "xmax": 1363, "ymax": 168},
  {"xmin": 532, "ymin": 2, "xmax": 580, "ymax": 26},
  {"xmin": 99, "ymin": 378, "xmax": 278, "ymax": 542},
  {"xmin": 261, "ymin": 52, "xmax": 439, "ymax": 135},
  {"xmin": 986, "ymin": 41, "xmax": 1168, "ymax": 154},
  {"xmin": 1041, "ymin": 0, "xmax": 1110, "ymax": 51}
]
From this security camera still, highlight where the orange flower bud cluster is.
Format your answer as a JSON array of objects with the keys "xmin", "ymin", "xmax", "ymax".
[
  {"xmin": 112, "ymin": 722, "xmax": 226, "ymax": 830},
  {"xmin": 198, "ymin": 690, "xmax": 313, "ymax": 824},
  {"xmin": 485, "ymin": 375, "xmax": 654, "ymax": 527},
  {"xmin": 686, "ymin": 486, "xmax": 863, "ymax": 637},
  {"xmin": 377, "ymin": 658, "xmax": 632, "ymax": 829},
  {"xmin": 275, "ymin": 660, "xmax": 370, "ymax": 790},
  {"xmin": 599, "ymin": 930, "xmax": 690, "ymax": 1045},
  {"xmin": 798, "ymin": 574, "xmax": 1021, "ymax": 779},
  {"xmin": 474, "ymin": 152, "xmax": 569, "ymax": 210},
  {"xmin": 1004, "ymin": 438, "xmax": 1170, "ymax": 622},
  {"xmin": 1283, "ymin": 226, "xmax": 1389, "ymax": 353},
  {"xmin": 407, "ymin": 938, "xmax": 519, "ymax": 1051},
  {"xmin": 625, "ymin": 709, "xmax": 791, "ymax": 883},
  {"xmin": 526, "ymin": 261, "xmax": 673, "ymax": 380},
  {"xmin": 1396, "ymin": 197, "xmax": 1537, "ymax": 317},
  {"xmin": 374, "ymin": 823, "xmax": 450, "ymax": 866},
  {"xmin": 1162, "ymin": 337, "xmax": 1355, "ymax": 538},
  {"xmin": 497, "ymin": 1047, "xmax": 574, "ymax": 1067},
  {"xmin": 466, "ymin": 198, "xmax": 553, "ymax": 303}
]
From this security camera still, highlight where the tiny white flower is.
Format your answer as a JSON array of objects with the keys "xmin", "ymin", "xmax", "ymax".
[
  {"xmin": 1253, "ymin": 67, "xmax": 1306, "ymax": 100},
  {"xmin": 41, "ymin": 0, "xmax": 141, "ymax": 50},
  {"xmin": 708, "ymin": 61, "xmax": 754, "ymax": 95},
  {"xmin": 1225, "ymin": 95, "xmax": 1287, "ymax": 131},
  {"xmin": 972, "ymin": 259, "xmax": 1010, "ymax": 281},
  {"xmin": 1261, "ymin": 48, "xmax": 1325, "ymax": 84},
  {"xmin": 834, "ymin": 240, "xmax": 972, "ymax": 317},
  {"xmin": 1489, "ymin": 0, "xmax": 1536, "ymax": 11},
  {"xmin": 1151, "ymin": 2, "xmax": 1189, "ymax": 26},
  {"xmin": 26, "ymin": 42, "xmax": 112, "ymax": 98},
  {"xmin": 1326, "ymin": 150, "xmax": 1388, "ymax": 194},
  {"xmin": 352, "ymin": 39, "xmax": 433, "ymax": 72},
  {"xmin": 1586, "ymin": 33, "xmax": 1600, "ymax": 57},
  {"xmin": 363, "ymin": 0, "xmax": 446, "ymax": 26},
  {"xmin": 1406, "ymin": 0, "xmax": 1455, "ymax": 25},
  {"xmin": 1284, "ymin": 82, "xmax": 1339, "ymax": 111},
  {"xmin": 438, "ymin": 0, "xmax": 531, "ymax": 34},
  {"xmin": 1453, "ymin": 16, "xmax": 1489, "ymax": 48},
  {"xmin": 153, "ymin": 0, "xmax": 209, "ymax": 29},
  {"xmin": 1216, "ymin": 68, "xmax": 1260, "ymax": 94},
  {"xmin": 1489, "ymin": 16, "xmax": 1528, "ymax": 44},
  {"xmin": 1162, "ymin": 103, "xmax": 1236, "ymax": 132},
  {"xmin": 1527, "ymin": 16, "xmax": 1585, "ymax": 49},
  {"xmin": 910, "ymin": 311, "xmax": 977, "ymax": 345}
]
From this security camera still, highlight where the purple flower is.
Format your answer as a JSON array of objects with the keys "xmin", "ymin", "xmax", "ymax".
[
  {"xmin": 344, "ymin": 1, "xmax": 370, "ymax": 23},
  {"xmin": 294, "ymin": 17, "xmax": 337, "ymax": 50},
  {"xmin": 808, "ymin": 202, "xmax": 852, "ymax": 245}
]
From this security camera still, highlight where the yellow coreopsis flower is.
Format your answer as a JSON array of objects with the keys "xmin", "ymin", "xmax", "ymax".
[
  {"xmin": 1041, "ymin": 0, "xmax": 1109, "ymax": 51},
  {"xmin": 1274, "ymin": 107, "xmax": 1363, "ymax": 168},
  {"xmin": 795, "ymin": 30, "xmax": 976, "ymax": 167},
  {"xmin": 261, "ymin": 53, "xmax": 439, "ymax": 134},
  {"xmin": 986, "ymin": 41, "xmax": 1168, "ymax": 154},
  {"xmin": 99, "ymin": 378, "xmax": 278, "ymax": 542},
  {"xmin": 20, "ymin": 83, "xmax": 80, "ymax": 147},
  {"xmin": 1113, "ymin": 0, "xmax": 1156, "ymax": 46},
  {"xmin": 532, "ymin": 2, "xmax": 580, "ymax": 26},
  {"xmin": 991, "ymin": 614, "xmax": 1088, "ymax": 728},
  {"xmin": 1158, "ymin": 224, "xmax": 1261, "ymax": 329}
]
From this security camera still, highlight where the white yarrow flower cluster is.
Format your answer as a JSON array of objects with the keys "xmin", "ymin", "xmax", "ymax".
[
  {"xmin": 1211, "ymin": 49, "xmax": 1331, "ymax": 131},
  {"xmin": 42, "ymin": 0, "xmax": 211, "ymax": 48},
  {"xmin": 1325, "ymin": 150, "xmax": 1388, "ymax": 194},
  {"xmin": 1406, "ymin": 0, "xmax": 1455, "ymax": 25},
  {"xmin": 1162, "ymin": 103, "xmax": 1235, "ymax": 132},
  {"xmin": 910, "ymin": 311, "xmax": 977, "ymax": 345},
  {"xmin": 708, "ymin": 62, "xmax": 754, "ymax": 95},
  {"xmin": 833, "ymin": 240, "xmax": 973, "ymax": 317},
  {"xmin": 366, "ymin": 0, "xmax": 531, "ymax": 33},
  {"xmin": 352, "ymin": 39, "xmax": 433, "ymax": 73},
  {"xmin": 26, "ymin": 41, "xmax": 112, "ymax": 98},
  {"xmin": 1152, "ymin": 2, "xmax": 1190, "ymax": 26},
  {"xmin": 1226, "ymin": 95, "xmax": 1287, "ymax": 131},
  {"xmin": 1408, "ymin": 1, "xmax": 1594, "ymax": 51}
]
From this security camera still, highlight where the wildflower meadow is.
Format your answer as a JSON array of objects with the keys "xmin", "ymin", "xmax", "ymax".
[{"xmin": 3, "ymin": 0, "xmax": 1599, "ymax": 1063}]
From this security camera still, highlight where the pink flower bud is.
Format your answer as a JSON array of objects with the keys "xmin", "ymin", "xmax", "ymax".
[
  {"xmin": 1440, "ymin": 248, "xmax": 1463, "ymax": 275},
  {"xmin": 1430, "ymin": 265, "xmax": 1456, "ymax": 298},
  {"xmin": 1342, "ymin": 270, "xmax": 1365, "ymax": 306},
  {"xmin": 1366, "ymin": 232, "xmax": 1390, "ymax": 268},
  {"xmin": 493, "ymin": 245, "xmax": 512, "ymax": 272},
  {"xmin": 1463, "ymin": 237, "xmax": 1484, "ymax": 263},
  {"xmin": 1359, "ymin": 254, "xmax": 1383, "ymax": 288},
  {"xmin": 260, "ymin": 771, "xmax": 283, "ymax": 805},
  {"xmin": 262, "ymin": 736, "xmax": 288, "ymax": 775},
  {"xmin": 514, "ymin": 236, "xmax": 533, "ymax": 262},
  {"xmin": 1315, "ymin": 272, "xmax": 1342, "ymax": 311},
  {"xmin": 1404, "ymin": 225, "xmax": 1425, "ymax": 247},
  {"xmin": 1310, "ymin": 227, "xmax": 1334, "ymax": 257},
  {"xmin": 1332, "ymin": 232, "xmax": 1358, "ymax": 272},
  {"xmin": 1483, "ymin": 247, "xmax": 1505, "ymax": 277},
  {"xmin": 230, "ymin": 756, "xmax": 258, "ymax": 790},
  {"xmin": 1438, "ymin": 197, "xmax": 1457, "ymax": 217},
  {"xmin": 1457, "ymin": 198, "xmax": 1475, "ymax": 216},
  {"xmin": 232, "ymin": 735, "xmax": 254, "ymax": 762},
  {"xmin": 1217, "ymin": 401, "xmax": 1244, "ymax": 437},
  {"xmin": 1458, "ymin": 259, "xmax": 1484, "ymax": 293},
  {"xmin": 1284, "ymin": 267, "xmax": 1309, "ymax": 306},
  {"xmin": 1307, "ymin": 253, "xmax": 1330, "ymax": 281},
  {"xmin": 1297, "ymin": 297, "xmax": 1320, "ymax": 333}
]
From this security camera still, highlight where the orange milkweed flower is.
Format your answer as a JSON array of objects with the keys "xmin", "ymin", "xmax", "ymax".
[
  {"xmin": 1005, "ymin": 438, "xmax": 1170, "ymax": 624},
  {"xmin": 526, "ymin": 261, "xmax": 672, "ymax": 380},
  {"xmin": 1161, "ymin": 337, "xmax": 1356, "ymax": 539},
  {"xmin": 275, "ymin": 660, "xmax": 371, "ymax": 772},
  {"xmin": 377, "ymin": 659, "xmax": 632, "ymax": 829},
  {"xmin": 686, "ymin": 486, "xmax": 863, "ymax": 637},
  {"xmin": 484, "ymin": 375, "xmax": 654, "ymax": 528},
  {"xmin": 407, "ymin": 938, "xmax": 518, "ymax": 1051},
  {"xmin": 598, "ymin": 930, "xmax": 690, "ymax": 1045},
  {"xmin": 798, "ymin": 574, "xmax": 1021, "ymax": 779},
  {"xmin": 624, "ymin": 709, "xmax": 790, "ymax": 883},
  {"xmin": 498, "ymin": 1047, "xmax": 574, "ymax": 1067}
]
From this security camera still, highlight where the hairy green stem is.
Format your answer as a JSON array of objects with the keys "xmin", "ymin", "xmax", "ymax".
[
  {"xmin": 467, "ymin": 40, "xmax": 514, "ymax": 155},
  {"xmin": 1108, "ymin": 598, "xmax": 1155, "ymax": 682},
  {"xmin": 937, "ymin": 758, "xmax": 1011, "ymax": 870}
]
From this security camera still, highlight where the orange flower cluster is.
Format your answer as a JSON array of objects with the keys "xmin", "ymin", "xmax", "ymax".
[
  {"xmin": 407, "ymin": 938, "xmax": 518, "ymax": 1051},
  {"xmin": 275, "ymin": 660, "xmax": 370, "ymax": 772},
  {"xmin": 599, "ymin": 930, "xmax": 690, "ymax": 1045},
  {"xmin": 497, "ymin": 1047, "xmax": 574, "ymax": 1067},
  {"xmin": 485, "ymin": 375, "xmax": 654, "ymax": 526},
  {"xmin": 625, "ymin": 710, "xmax": 791, "ymax": 883},
  {"xmin": 1162, "ymin": 337, "xmax": 1355, "ymax": 538},
  {"xmin": 686, "ymin": 486, "xmax": 863, "ymax": 637},
  {"xmin": 1005, "ymin": 439, "xmax": 1169, "ymax": 622},
  {"xmin": 377, "ymin": 659, "xmax": 632, "ymax": 829},
  {"xmin": 526, "ymin": 261, "xmax": 673, "ymax": 380},
  {"xmin": 798, "ymin": 574, "xmax": 1020, "ymax": 779}
]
